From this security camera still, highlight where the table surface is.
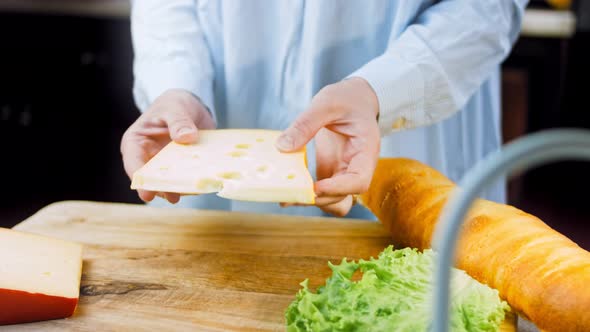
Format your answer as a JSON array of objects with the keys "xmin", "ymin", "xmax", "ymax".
[
  {"xmin": 5, "ymin": 200, "xmax": 517, "ymax": 331},
  {"xmin": 7, "ymin": 201, "xmax": 393, "ymax": 331}
]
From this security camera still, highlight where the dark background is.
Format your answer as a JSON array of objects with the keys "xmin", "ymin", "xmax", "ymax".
[
  {"xmin": 0, "ymin": 13, "xmax": 139, "ymax": 225},
  {"xmin": 1, "ymin": 1, "xmax": 589, "ymax": 248}
]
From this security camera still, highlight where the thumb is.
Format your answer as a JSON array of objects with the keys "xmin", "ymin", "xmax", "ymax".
[
  {"xmin": 276, "ymin": 110, "xmax": 329, "ymax": 152},
  {"xmin": 163, "ymin": 110, "xmax": 199, "ymax": 144}
]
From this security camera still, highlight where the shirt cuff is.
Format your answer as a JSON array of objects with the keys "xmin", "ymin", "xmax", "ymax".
[
  {"xmin": 133, "ymin": 59, "xmax": 217, "ymax": 126},
  {"xmin": 348, "ymin": 51, "xmax": 425, "ymax": 136}
]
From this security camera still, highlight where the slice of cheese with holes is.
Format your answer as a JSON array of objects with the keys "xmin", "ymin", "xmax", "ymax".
[
  {"xmin": 0, "ymin": 228, "xmax": 83, "ymax": 325},
  {"xmin": 131, "ymin": 129, "xmax": 316, "ymax": 204}
]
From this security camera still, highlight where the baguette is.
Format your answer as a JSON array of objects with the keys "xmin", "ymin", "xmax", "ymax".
[{"xmin": 359, "ymin": 158, "xmax": 590, "ymax": 332}]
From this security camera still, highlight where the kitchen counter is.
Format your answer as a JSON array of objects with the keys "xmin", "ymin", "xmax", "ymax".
[
  {"xmin": 521, "ymin": 8, "xmax": 576, "ymax": 38},
  {"xmin": 0, "ymin": 0, "xmax": 130, "ymax": 18},
  {"xmin": 5, "ymin": 200, "xmax": 518, "ymax": 331}
]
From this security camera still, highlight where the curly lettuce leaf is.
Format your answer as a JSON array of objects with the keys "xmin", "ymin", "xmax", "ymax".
[{"xmin": 285, "ymin": 246, "xmax": 509, "ymax": 332}]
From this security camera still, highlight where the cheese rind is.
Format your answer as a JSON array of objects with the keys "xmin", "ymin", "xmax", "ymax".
[
  {"xmin": 0, "ymin": 228, "xmax": 83, "ymax": 325},
  {"xmin": 131, "ymin": 129, "xmax": 316, "ymax": 204},
  {"xmin": 0, "ymin": 288, "xmax": 78, "ymax": 325}
]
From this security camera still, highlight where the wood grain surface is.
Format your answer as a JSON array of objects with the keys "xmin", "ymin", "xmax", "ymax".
[{"xmin": 5, "ymin": 201, "xmax": 516, "ymax": 331}]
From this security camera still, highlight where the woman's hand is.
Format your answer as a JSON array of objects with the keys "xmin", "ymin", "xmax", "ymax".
[
  {"xmin": 277, "ymin": 77, "xmax": 381, "ymax": 216},
  {"xmin": 121, "ymin": 89, "xmax": 215, "ymax": 203}
]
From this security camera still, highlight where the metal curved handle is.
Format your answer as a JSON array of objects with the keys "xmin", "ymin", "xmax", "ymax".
[{"xmin": 431, "ymin": 129, "xmax": 590, "ymax": 332}]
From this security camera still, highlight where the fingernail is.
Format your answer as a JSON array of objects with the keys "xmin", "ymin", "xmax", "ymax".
[
  {"xmin": 276, "ymin": 134, "xmax": 294, "ymax": 151},
  {"xmin": 177, "ymin": 127, "xmax": 194, "ymax": 137}
]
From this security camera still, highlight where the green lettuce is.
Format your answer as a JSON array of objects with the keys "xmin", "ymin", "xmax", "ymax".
[{"xmin": 285, "ymin": 246, "xmax": 509, "ymax": 332}]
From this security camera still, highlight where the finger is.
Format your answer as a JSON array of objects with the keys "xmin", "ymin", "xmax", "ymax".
[
  {"xmin": 314, "ymin": 195, "xmax": 347, "ymax": 207},
  {"xmin": 280, "ymin": 202, "xmax": 311, "ymax": 208},
  {"xmin": 276, "ymin": 106, "xmax": 334, "ymax": 152},
  {"xmin": 315, "ymin": 172, "xmax": 368, "ymax": 196},
  {"xmin": 155, "ymin": 192, "xmax": 181, "ymax": 203},
  {"xmin": 315, "ymin": 152, "xmax": 377, "ymax": 196},
  {"xmin": 121, "ymin": 135, "xmax": 151, "ymax": 179},
  {"xmin": 165, "ymin": 193, "xmax": 181, "ymax": 204},
  {"xmin": 138, "ymin": 190, "xmax": 156, "ymax": 202},
  {"xmin": 319, "ymin": 195, "xmax": 353, "ymax": 217},
  {"xmin": 196, "ymin": 107, "xmax": 217, "ymax": 130},
  {"xmin": 315, "ymin": 128, "xmax": 346, "ymax": 181},
  {"xmin": 134, "ymin": 126, "xmax": 170, "ymax": 137},
  {"xmin": 162, "ymin": 110, "xmax": 199, "ymax": 144},
  {"xmin": 122, "ymin": 149, "xmax": 146, "ymax": 180},
  {"xmin": 316, "ymin": 171, "xmax": 373, "ymax": 196}
]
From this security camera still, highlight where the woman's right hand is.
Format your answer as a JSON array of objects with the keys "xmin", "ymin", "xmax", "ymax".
[{"xmin": 121, "ymin": 89, "xmax": 215, "ymax": 203}]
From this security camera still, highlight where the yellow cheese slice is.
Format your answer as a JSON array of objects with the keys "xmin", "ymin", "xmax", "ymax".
[
  {"xmin": 131, "ymin": 129, "xmax": 316, "ymax": 204},
  {"xmin": 0, "ymin": 228, "xmax": 83, "ymax": 324}
]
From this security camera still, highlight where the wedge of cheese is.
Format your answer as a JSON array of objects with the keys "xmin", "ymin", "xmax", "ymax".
[
  {"xmin": 131, "ymin": 129, "xmax": 316, "ymax": 204},
  {"xmin": 0, "ymin": 228, "xmax": 83, "ymax": 325}
]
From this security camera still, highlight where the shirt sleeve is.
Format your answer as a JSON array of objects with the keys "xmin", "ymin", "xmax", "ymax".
[
  {"xmin": 349, "ymin": 0, "xmax": 528, "ymax": 136},
  {"xmin": 131, "ymin": 0, "xmax": 217, "ymax": 124}
]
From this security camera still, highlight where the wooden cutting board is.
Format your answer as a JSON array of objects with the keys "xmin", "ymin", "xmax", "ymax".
[{"xmin": 5, "ymin": 201, "xmax": 516, "ymax": 331}]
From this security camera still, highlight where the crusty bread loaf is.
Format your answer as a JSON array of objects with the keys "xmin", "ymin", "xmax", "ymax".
[{"xmin": 359, "ymin": 158, "xmax": 590, "ymax": 332}]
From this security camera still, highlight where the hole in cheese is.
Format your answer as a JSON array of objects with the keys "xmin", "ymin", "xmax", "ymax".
[
  {"xmin": 218, "ymin": 172, "xmax": 242, "ymax": 180},
  {"xmin": 196, "ymin": 178, "xmax": 223, "ymax": 191},
  {"xmin": 235, "ymin": 143, "xmax": 250, "ymax": 149},
  {"xmin": 135, "ymin": 176, "xmax": 145, "ymax": 186},
  {"xmin": 228, "ymin": 150, "xmax": 247, "ymax": 158}
]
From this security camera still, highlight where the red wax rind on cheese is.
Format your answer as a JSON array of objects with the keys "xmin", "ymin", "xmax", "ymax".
[
  {"xmin": 0, "ymin": 288, "xmax": 78, "ymax": 325},
  {"xmin": 0, "ymin": 228, "xmax": 83, "ymax": 325}
]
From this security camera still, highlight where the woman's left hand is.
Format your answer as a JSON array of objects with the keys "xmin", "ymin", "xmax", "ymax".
[{"xmin": 276, "ymin": 77, "xmax": 381, "ymax": 216}]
